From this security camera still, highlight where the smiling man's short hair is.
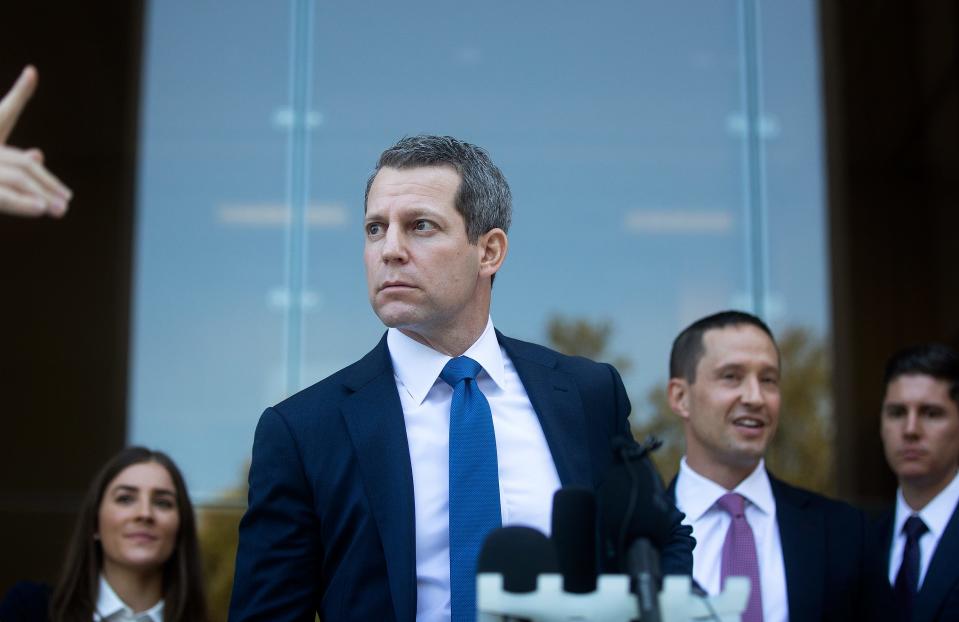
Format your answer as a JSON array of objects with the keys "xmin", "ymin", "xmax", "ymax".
[{"xmin": 670, "ymin": 310, "xmax": 778, "ymax": 383}]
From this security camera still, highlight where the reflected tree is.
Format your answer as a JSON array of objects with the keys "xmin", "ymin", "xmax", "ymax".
[
  {"xmin": 765, "ymin": 326, "xmax": 835, "ymax": 494},
  {"xmin": 197, "ymin": 471, "xmax": 247, "ymax": 622},
  {"xmin": 547, "ymin": 315, "xmax": 632, "ymax": 375},
  {"xmin": 641, "ymin": 384, "xmax": 685, "ymax": 484}
]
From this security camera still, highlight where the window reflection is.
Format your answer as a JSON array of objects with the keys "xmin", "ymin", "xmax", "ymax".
[{"xmin": 132, "ymin": 2, "xmax": 830, "ymax": 617}]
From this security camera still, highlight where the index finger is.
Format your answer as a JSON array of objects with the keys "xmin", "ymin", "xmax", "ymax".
[{"xmin": 0, "ymin": 66, "xmax": 38, "ymax": 144}]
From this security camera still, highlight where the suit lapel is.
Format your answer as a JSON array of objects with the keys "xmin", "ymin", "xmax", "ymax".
[
  {"xmin": 877, "ymin": 509, "xmax": 895, "ymax": 558},
  {"xmin": 334, "ymin": 331, "xmax": 598, "ymax": 621},
  {"xmin": 915, "ymin": 499, "xmax": 959, "ymax": 622},
  {"xmin": 870, "ymin": 509, "xmax": 898, "ymax": 618},
  {"xmin": 498, "ymin": 332, "xmax": 591, "ymax": 488},
  {"xmin": 340, "ymin": 335, "xmax": 416, "ymax": 622},
  {"xmin": 666, "ymin": 475, "xmax": 678, "ymax": 501},
  {"xmin": 771, "ymin": 476, "xmax": 825, "ymax": 622}
]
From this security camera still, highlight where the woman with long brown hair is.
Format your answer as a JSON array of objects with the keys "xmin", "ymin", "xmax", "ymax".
[{"xmin": 0, "ymin": 446, "xmax": 207, "ymax": 621}]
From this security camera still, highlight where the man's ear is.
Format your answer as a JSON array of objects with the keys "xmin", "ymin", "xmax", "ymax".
[
  {"xmin": 667, "ymin": 378, "xmax": 691, "ymax": 421},
  {"xmin": 477, "ymin": 228, "xmax": 508, "ymax": 278}
]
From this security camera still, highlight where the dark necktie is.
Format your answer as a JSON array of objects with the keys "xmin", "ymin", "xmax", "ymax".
[
  {"xmin": 441, "ymin": 356, "xmax": 501, "ymax": 622},
  {"xmin": 717, "ymin": 492, "xmax": 764, "ymax": 622},
  {"xmin": 894, "ymin": 515, "xmax": 929, "ymax": 621}
]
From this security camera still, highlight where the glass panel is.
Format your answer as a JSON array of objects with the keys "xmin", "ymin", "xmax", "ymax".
[
  {"xmin": 758, "ymin": 0, "xmax": 834, "ymax": 492},
  {"xmin": 132, "ymin": 0, "xmax": 832, "ymax": 502},
  {"xmin": 130, "ymin": 1, "xmax": 292, "ymax": 502},
  {"xmin": 131, "ymin": 1, "xmax": 831, "ymax": 616},
  {"xmin": 762, "ymin": 0, "xmax": 830, "ymax": 330}
]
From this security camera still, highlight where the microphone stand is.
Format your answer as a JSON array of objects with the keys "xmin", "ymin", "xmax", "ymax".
[{"xmin": 617, "ymin": 436, "xmax": 663, "ymax": 622}]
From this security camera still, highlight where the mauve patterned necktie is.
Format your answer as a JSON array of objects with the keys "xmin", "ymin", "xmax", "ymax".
[
  {"xmin": 717, "ymin": 492, "xmax": 764, "ymax": 622},
  {"xmin": 442, "ymin": 356, "xmax": 501, "ymax": 622}
]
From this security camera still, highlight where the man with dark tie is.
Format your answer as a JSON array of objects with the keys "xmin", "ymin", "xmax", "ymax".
[
  {"xmin": 870, "ymin": 343, "xmax": 959, "ymax": 622},
  {"xmin": 229, "ymin": 135, "xmax": 693, "ymax": 622},
  {"xmin": 665, "ymin": 310, "xmax": 864, "ymax": 621}
]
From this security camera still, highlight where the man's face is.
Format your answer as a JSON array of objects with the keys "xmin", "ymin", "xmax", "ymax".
[
  {"xmin": 881, "ymin": 374, "xmax": 959, "ymax": 490},
  {"xmin": 364, "ymin": 165, "xmax": 486, "ymax": 339},
  {"xmin": 672, "ymin": 325, "xmax": 781, "ymax": 474}
]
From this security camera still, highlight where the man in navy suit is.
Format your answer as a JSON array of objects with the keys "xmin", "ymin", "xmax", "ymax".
[
  {"xmin": 869, "ymin": 343, "xmax": 959, "ymax": 622},
  {"xmin": 665, "ymin": 310, "xmax": 864, "ymax": 621},
  {"xmin": 229, "ymin": 135, "xmax": 693, "ymax": 622}
]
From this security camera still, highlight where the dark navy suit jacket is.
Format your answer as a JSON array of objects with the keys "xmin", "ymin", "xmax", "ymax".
[
  {"xmin": 668, "ymin": 472, "xmax": 865, "ymax": 621},
  {"xmin": 229, "ymin": 332, "xmax": 693, "ymax": 622},
  {"xmin": 866, "ymin": 497, "xmax": 959, "ymax": 622},
  {"xmin": 0, "ymin": 581, "xmax": 50, "ymax": 622}
]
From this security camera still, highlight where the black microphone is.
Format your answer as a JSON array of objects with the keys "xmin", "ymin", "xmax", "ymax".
[
  {"xmin": 550, "ymin": 487, "xmax": 599, "ymax": 593},
  {"xmin": 477, "ymin": 525, "xmax": 559, "ymax": 593},
  {"xmin": 597, "ymin": 435, "xmax": 670, "ymax": 622},
  {"xmin": 477, "ymin": 522, "xmax": 645, "ymax": 621}
]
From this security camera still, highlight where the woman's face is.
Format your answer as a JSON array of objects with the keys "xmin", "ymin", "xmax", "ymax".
[{"xmin": 97, "ymin": 461, "xmax": 180, "ymax": 577}]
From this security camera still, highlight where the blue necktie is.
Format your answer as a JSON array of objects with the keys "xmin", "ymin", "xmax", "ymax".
[
  {"xmin": 442, "ymin": 356, "xmax": 501, "ymax": 622},
  {"xmin": 894, "ymin": 515, "xmax": 928, "ymax": 622}
]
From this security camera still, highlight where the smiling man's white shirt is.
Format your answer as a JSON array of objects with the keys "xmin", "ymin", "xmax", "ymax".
[
  {"xmin": 387, "ymin": 316, "xmax": 561, "ymax": 622},
  {"xmin": 674, "ymin": 457, "xmax": 789, "ymax": 622},
  {"xmin": 94, "ymin": 575, "xmax": 164, "ymax": 622}
]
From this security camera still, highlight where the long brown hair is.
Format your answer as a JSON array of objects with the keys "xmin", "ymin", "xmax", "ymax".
[{"xmin": 50, "ymin": 446, "xmax": 208, "ymax": 622}]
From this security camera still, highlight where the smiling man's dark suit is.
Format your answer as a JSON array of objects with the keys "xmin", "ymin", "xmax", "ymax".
[
  {"xmin": 666, "ymin": 474, "xmax": 865, "ymax": 621},
  {"xmin": 230, "ymin": 331, "xmax": 693, "ymax": 622},
  {"xmin": 662, "ymin": 311, "xmax": 866, "ymax": 622},
  {"xmin": 866, "ymin": 502, "xmax": 959, "ymax": 622}
]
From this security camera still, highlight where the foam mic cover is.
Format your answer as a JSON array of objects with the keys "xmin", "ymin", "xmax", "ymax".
[
  {"xmin": 597, "ymin": 437, "xmax": 674, "ymax": 563},
  {"xmin": 477, "ymin": 526, "xmax": 559, "ymax": 593},
  {"xmin": 550, "ymin": 487, "xmax": 599, "ymax": 593}
]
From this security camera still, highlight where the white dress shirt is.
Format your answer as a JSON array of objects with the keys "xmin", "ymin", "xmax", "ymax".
[
  {"xmin": 887, "ymin": 468, "xmax": 959, "ymax": 587},
  {"xmin": 387, "ymin": 317, "xmax": 562, "ymax": 622},
  {"xmin": 94, "ymin": 575, "xmax": 164, "ymax": 622},
  {"xmin": 674, "ymin": 457, "xmax": 789, "ymax": 622}
]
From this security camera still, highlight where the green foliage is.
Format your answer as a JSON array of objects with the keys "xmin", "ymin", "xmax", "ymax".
[
  {"xmin": 641, "ymin": 384, "xmax": 685, "ymax": 484},
  {"xmin": 546, "ymin": 315, "xmax": 632, "ymax": 374},
  {"xmin": 765, "ymin": 326, "xmax": 836, "ymax": 494},
  {"xmin": 197, "ymin": 472, "xmax": 247, "ymax": 622}
]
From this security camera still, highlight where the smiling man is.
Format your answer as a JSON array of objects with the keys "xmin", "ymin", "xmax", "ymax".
[
  {"xmin": 666, "ymin": 310, "xmax": 864, "ymax": 622},
  {"xmin": 870, "ymin": 343, "xmax": 959, "ymax": 622},
  {"xmin": 229, "ymin": 135, "xmax": 693, "ymax": 622}
]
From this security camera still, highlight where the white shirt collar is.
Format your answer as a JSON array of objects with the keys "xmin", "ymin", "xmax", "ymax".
[
  {"xmin": 894, "ymin": 468, "xmax": 959, "ymax": 540},
  {"xmin": 95, "ymin": 575, "xmax": 164, "ymax": 622},
  {"xmin": 678, "ymin": 456, "xmax": 776, "ymax": 521},
  {"xmin": 386, "ymin": 317, "xmax": 505, "ymax": 405}
]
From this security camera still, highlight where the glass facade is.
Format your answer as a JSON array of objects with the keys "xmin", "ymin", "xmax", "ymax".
[{"xmin": 130, "ymin": 0, "xmax": 830, "ymax": 504}]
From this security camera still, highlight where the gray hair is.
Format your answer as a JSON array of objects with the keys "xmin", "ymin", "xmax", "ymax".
[{"xmin": 364, "ymin": 135, "xmax": 512, "ymax": 243}]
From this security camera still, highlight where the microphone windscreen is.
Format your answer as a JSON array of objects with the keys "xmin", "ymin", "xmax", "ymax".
[
  {"xmin": 550, "ymin": 487, "xmax": 598, "ymax": 593},
  {"xmin": 477, "ymin": 526, "xmax": 558, "ymax": 593}
]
